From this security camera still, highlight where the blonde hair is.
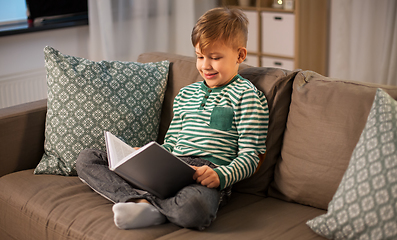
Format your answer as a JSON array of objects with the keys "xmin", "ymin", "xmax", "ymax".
[{"xmin": 191, "ymin": 7, "xmax": 248, "ymax": 53}]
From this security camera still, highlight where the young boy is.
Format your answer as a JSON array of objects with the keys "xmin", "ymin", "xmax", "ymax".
[{"xmin": 76, "ymin": 7, "xmax": 269, "ymax": 230}]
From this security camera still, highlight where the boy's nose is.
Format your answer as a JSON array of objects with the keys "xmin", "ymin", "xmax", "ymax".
[{"xmin": 202, "ymin": 59, "xmax": 211, "ymax": 69}]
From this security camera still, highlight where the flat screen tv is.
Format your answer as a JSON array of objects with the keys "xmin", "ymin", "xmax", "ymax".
[{"xmin": 26, "ymin": 0, "xmax": 88, "ymax": 21}]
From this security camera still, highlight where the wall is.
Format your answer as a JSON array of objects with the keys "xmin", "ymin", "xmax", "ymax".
[
  {"xmin": 0, "ymin": 25, "xmax": 89, "ymax": 108},
  {"xmin": 0, "ymin": 0, "xmax": 219, "ymax": 109}
]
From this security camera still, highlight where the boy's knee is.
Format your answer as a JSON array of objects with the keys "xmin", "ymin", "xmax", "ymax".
[
  {"xmin": 76, "ymin": 149, "xmax": 91, "ymax": 169},
  {"xmin": 169, "ymin": 185, "xmax": 220, "ymax": 229},
  {"xmin": 76, "ymin": 149, "xmax": 106, "ymax": 174}
]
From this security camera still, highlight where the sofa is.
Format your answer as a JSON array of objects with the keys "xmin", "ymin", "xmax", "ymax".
[{"xmin": 1, "ymin": 52, "xmax": 397, "ymax": 240}]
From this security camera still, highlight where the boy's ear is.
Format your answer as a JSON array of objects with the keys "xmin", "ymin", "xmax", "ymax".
[{"xmin": 237, "ymin": 47, "xmax": 247, "ymax": 64}]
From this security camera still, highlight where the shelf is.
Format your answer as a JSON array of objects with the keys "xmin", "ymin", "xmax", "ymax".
[
  {"xmin": 248, "ymin": 52, "xmax": 294, "ymax": 60},
  {"xmin": 259, "ymin": 7, "xmax": 294, "ymax": 13},
  {"xmin": 222, "ymin": 0, "xmax": 329, "ymax": 75},
  {"xmin": 225, "ymin": 4, "xmax": 294, "ymax": 13},
  {"xmin": 260, "ymin": 53, "xmax": 294, "ymax": 60}
]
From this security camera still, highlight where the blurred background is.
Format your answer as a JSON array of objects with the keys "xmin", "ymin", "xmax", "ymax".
[{"xmin": 0, "ymin": 0, "xmax": 396, "ymax": 108}]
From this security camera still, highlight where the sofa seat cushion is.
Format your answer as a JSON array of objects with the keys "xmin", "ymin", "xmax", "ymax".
[
  {"xmin": 0, "ymin": 170, "xmax": 180, "ymax": 240},
  {"xmin": 156, "ymin": 197, "xmax": 327, "ymax": 240},
  {"xmin": 0, "ymin": 169, "xmax": 326, "ymax": 240}
]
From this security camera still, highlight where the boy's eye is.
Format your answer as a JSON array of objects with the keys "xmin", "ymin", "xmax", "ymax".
[{"xmin": 212, "ymin": 57, "xmax": 221, "ymax": 60}]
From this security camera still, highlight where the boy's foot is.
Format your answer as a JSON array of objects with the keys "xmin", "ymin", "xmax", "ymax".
[{"xmin": 112, "ymin": 202, "xmax": 166, "ymax": 229}]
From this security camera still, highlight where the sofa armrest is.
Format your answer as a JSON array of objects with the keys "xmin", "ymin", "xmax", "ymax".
[{"xmin": 0, "ymin": 99, "xmax": 47, "ymax": 178}]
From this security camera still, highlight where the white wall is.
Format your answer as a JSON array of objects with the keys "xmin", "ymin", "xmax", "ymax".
[
  {"xmin": 0, "ymin": 26, "xmax": 89, "ymax": 108},
  {"xmin": 0, "ymin": 0, "xmax": 218, "ymax": 109}
]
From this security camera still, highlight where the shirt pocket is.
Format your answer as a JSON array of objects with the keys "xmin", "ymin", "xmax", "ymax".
[{"xmin": 209, "ymin": 106, "xmax": 234, "ymax": 131}]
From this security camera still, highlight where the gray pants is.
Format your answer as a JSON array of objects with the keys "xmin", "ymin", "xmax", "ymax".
[{"xmin": 76, "ymin": 149, "xmax": 231, "ymax": 230}]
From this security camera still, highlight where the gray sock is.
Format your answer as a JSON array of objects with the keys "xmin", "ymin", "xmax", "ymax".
[{"xmin": 112, "ymin": 202, "xmax": 166, "ymax": 229}]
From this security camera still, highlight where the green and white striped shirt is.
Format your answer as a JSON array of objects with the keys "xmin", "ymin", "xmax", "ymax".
[{"xmin": 162, "ymin": 75, "xmax": 269, "ymax": 190}]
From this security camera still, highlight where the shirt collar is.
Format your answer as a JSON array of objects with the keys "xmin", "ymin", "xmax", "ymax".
[{"xmin": 200, "ymin": 74, "xmax": 240, "ymax": 92}]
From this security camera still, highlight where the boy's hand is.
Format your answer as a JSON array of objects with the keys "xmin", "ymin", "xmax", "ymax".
[{"xmin": 192, "ymin": 166, "xmax": 220, "ymax": 189}]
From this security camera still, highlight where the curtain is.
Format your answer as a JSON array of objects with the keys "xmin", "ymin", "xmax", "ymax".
[
  {"xmin": 329, "ymin": 0, "xmax": 397, "ymax": 85},
  {"xmin": 88, "ymin": 0, "xmax": 217, "ymax": 62}
]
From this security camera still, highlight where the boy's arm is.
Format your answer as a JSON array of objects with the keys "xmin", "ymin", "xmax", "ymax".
[
  {"xmin": 161, "ymin": 94, "xmax": 182, "ymax": 153},
  {"xmin": 214, "ymin": 88, "xmax": 269, "ymax": 190}
]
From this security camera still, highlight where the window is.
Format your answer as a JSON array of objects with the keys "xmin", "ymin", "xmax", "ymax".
[{"xmin": 0, "ymin": 0, "xmax": 28, "ymax": 23}]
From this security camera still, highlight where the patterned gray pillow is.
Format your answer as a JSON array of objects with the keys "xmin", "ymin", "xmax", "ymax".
[
  {"xmin": 34, "ymin": 46, "xmax": 169, "ymax": 176},
  {"xmin": 307, "ymin": 88, "xmax": 397, "ymax": 239}
]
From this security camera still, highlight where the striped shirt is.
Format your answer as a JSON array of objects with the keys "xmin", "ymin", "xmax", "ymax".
[{"xmin": 162, "ymin": 74, "xmax": 269, "ymax": 190}]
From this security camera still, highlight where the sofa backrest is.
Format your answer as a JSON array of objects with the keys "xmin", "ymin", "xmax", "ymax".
[
  {"xmin": 138, "ymin": 52, "xmax": 203, "ymax": 143},
  {"xmin": 138, "ymin": 52, "xmax": 397, "ymax": 208},
  {"xmin": 269, "ymin": 70, "xmax": 397, "ymax": 210},
  {"xmin": 137, "ymin": 52, "xmax": 298, "ymax": 197},
  {"xmin": 0, "ymin": 99, "xmax": 47, "ymax": 177},
  {"xmin": 234, "ymin": 67, "xmax": 298, "ymax": 196}
]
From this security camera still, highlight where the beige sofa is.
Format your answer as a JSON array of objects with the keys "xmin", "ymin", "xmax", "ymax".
[{"xmin": 1, "ymin": 52, "xmax": 397, "ymax": 240}]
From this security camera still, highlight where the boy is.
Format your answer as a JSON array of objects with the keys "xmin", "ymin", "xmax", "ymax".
[{"xmin": 76, "ymin": 7, "xmax": 269, "ymax": 230}]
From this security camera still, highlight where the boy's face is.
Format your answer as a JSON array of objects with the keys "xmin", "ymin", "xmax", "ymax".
[{"xmin": 195, "ymin": 41, "xmax": 246, "ymax": 88}]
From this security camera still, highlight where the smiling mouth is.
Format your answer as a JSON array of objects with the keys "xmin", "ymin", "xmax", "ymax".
[{"xmin": 204, "ymin": 72, "xmax": 218, "ymax": 79}]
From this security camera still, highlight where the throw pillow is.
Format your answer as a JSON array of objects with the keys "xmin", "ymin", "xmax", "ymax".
[
  {"xmin": 34, "ymin": 46, "xmax": 170, "ymax": 176},
  {"xmin": 307, "ymin": 88, "xmax": 397, "ymax": 239}
]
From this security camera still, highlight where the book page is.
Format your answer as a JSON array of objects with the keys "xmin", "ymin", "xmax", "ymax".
[{"xmin": 105, "ymin": 132, "xmax": 136, "ymax": 169}]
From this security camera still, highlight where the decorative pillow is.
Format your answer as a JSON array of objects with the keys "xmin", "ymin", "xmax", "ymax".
[
  {"xmin": 307, "ymin": 88, "xmax": 397, "ymax": 239},
  {"xmin": 34, "ymin": 46, "xmax": 169, "ymax": 176}
]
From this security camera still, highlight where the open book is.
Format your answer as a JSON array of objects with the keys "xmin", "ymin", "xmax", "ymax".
[{"xmin": 104, "ymin": 131, "xmax": 195, "ymax": 199}]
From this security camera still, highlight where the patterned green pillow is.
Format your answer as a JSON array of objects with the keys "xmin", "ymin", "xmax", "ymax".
[
  {"xmin": 34, "ymin": 46, "xmax": 169, "ymax": 176},
  {"xmin": 307, "ymin": 88, "xmax": 397, "ymax": 239}
]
